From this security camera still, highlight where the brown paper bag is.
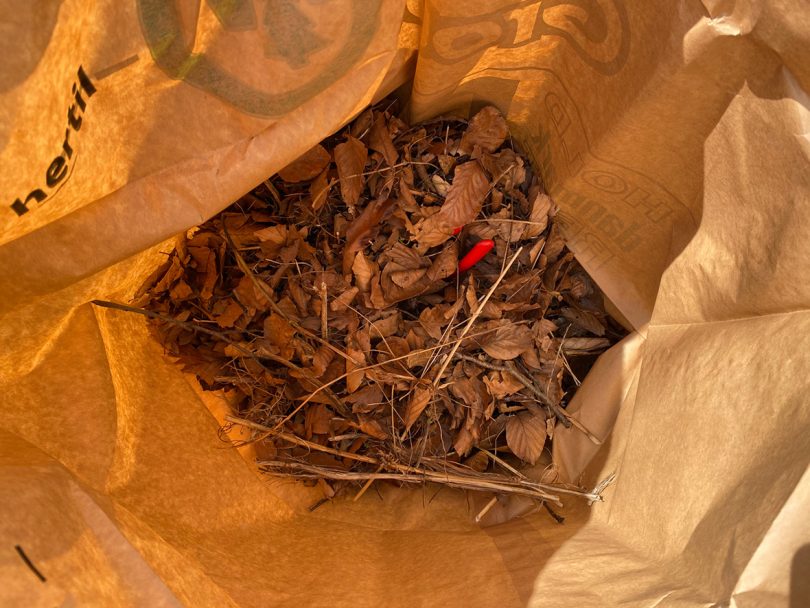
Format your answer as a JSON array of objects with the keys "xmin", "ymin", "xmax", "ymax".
[{"xmin": 2, "ymin": 1, "xmax": 808, "ymax": 605}]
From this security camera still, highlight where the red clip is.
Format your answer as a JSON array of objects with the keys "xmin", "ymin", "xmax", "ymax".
[{"xmin": 458, "ymin": 239, "xmax": 495, "ymax": 272}]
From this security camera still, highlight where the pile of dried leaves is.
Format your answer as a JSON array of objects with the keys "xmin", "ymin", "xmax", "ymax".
[{"xmin": 100, "ymin": 101, "xmax": 626, "ymax": 514}]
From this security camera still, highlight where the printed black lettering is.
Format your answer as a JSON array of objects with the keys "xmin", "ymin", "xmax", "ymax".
[
  {"xmin": 46, "ymin": 156, "xmax": 67, "ymax": 187},
  {"xmin": 71, "ymin": 83, "xmax": 86, "ymax": 111},
  {"xmin": 8, "ymin": 64, "xmax": 96, "ymax": 217},
  {"xmin": 62, "ymin": 128, "xmax": 73, "ymax": 158},
  {"xmin": 68, "ymin": 105, "xmax": 82, "ymax": 130},
  {"xmin": 77, "ymin": 65, "xmax": 97, "ymax": 97},
  {"xmin": 11, "ymin": 189, "xmax": 47, "ymax": 216}
]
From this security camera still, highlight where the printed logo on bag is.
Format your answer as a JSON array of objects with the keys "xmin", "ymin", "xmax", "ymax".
[
  {"xmin": 10, "ymin": 66, "xmax": 96, "ymax": 217},
  {"xmin": 423, "ymin": 0, "xmax": 630, "ymax": 76},
  {"xmin": 136, "ymin": 0, "xmax": 380, "ymax": 117},
  {"xmin": 525, "ymin": 81, "xmax": 692, "ymax": 277}
]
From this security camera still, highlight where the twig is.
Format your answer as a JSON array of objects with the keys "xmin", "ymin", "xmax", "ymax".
[
  {"xmin": 225, "ymin": 415, "xmax": 377, "ymax": 464},
  {"xmin": 456, "ymin": 353, "xmax": 571, "ymax": 430},
  {"xmin": 91, "ymin": 300, "xmax": 352, "ymax": 417},
  {"xmin": 353, "ymin": 465, "xmax": 383, "ymax": 502},
  {"xmin": 502, "ymin": 360, "xmax": 571, "ymax": 428},
  {"xmin": 475, "ymin": 496, "xmax": 498, "ymax": 523},
  {"xmin": 260, "ymin": 460, "xmax": 565, "ymax": 505},
  {"xmin": 543, "ymin": 501, "xmax": 565, "ymax": 524},
  {"xmin": 271, "ymin": 325, "xmax": 504, "ymax": 435},
  {"xmin": 478, "ymin": 448, "xmax": 526, "ymax": 479},
  {"xmin": 319, "ymin": 281, "xmax": 329, "ymax": 340},
  {"xmin": 235, "ymin": 423, "xmax": 605, "ymax": 505},
  {"xmin": 588, "ymin": 472, "xmax": 616, "ymax": 506},
  {"xmin": 431, "ymin": 247, "xmax": 523, "ymax": 387},
  {"xmin": 222, "ymin": 224, "xmax": 358, "ymax": 365}
]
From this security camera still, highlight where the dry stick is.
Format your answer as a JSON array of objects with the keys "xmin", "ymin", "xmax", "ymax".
[
  {"xmin": 353, "ymin": 465, "xmax": 383, "ymax": 502},
  {"xmin": 503, "ymin": 359, "xmax": 602, "ymax": 445},
  {"xmin": 479, "ymin": 448, "xmax": 527, "ymax": 479},
  {"xmin": 456, "ymin": 353, "xmax": 569, "ymax": 429},
  {"xmin": 475, "ymin": 496, "xmax": 499, "ymax": 523},
  {"xmin": 431, "ymin": 247, "xmax": 524, "ymax": 388},
  {"xmin": 457, "ymin": 353, "xmax": 602, "ymax": 445},
  {"xmin": 234, "ymin": 418, "xmax": 605, "ymax": 504},
  {"xmin": 319, "ymin": 281, "xmax": 329, "ymax": 341},
  {"xmin": 271, "ymin": 325, "xmax": 503, "ymax": 434},
  {"xmin": 260, "ymin": 460, "xmax": 565, "ymax": 505},
  {"xmin": 222, "ymin": 225, "xmax": 359, "ymax": 365},
  {"xmin": 258, "ymin": 352, "xmax": 348, "ymax": 416},
  {"xmin": 226, "ymin": 415, "xmax": 377, "ymax": 464},
  {"xmin": 91, "ymin": 300, "xmax": 351, "ymax": 416}
]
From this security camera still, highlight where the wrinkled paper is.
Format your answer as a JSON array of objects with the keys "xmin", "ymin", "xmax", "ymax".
[{"xmin": 1, "ymin": 1, "xmax": 808, "ymax": 606}]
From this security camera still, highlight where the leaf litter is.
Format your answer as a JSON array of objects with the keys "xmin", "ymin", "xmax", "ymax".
[{"xmin": 97, "ymin": 101, "xmax": 627, "ymax": 518}]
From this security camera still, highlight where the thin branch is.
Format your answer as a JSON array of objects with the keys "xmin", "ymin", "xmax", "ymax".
[
  {"xmin": 431, "ymin": 247, "xmax": 523, "ymax": 387},
  {"xmin": 222, "ymin": 224, "xmax": 358, "ymax": 365},
  {"xmin": 226, "ymin": 416, "xmax": 377, "ymax": 464}
]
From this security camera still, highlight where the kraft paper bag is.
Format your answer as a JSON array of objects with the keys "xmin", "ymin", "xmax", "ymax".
[{"xmin": 1, "ymin": 1, "xmax": 808, "ymax": 606}]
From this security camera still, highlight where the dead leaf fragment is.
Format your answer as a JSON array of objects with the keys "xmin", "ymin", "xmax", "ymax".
[
  {"xmin": 481, "ymin": 323, "xmax": 533, "ymax": 360},
  {"xmin": 404, "ymin": 385, "xmax": 432, "ymax": 431},
  {"xmin": 352, "ymin": 251, "xmax": 376, "ymax": 292},
  {"xmin": 523, "ymin": 191, "xmax": 552, "ymax": 239},
  {"xmin": 506, "ymin": 412, "xmax": 547, "ymax": 464},
  {"xmin": 278, "ymin": 144, "xmax": 330, "ymax": 182},
  {"xmin": 460, "ymin": 106, "xmax": 508, "ymax": 154},
  {"xmin": 368, "ymin": 115, "xmax": 398, "ymax": 167},
  {"xmin": 334, "ymin": 135, "xmax": 368, "ymax": 208},
  {"xmin": 415, "ymin": 161, "xmax": 489, "ymax": 248},
  {"xmin": 310, "ymin": 169, "xmax": 331, "ymax": 211}
]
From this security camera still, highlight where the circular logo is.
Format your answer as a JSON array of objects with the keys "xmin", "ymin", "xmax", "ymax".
[{"xmin": 137, "ymin": 0, "xmax": 380, "ymax": 117}]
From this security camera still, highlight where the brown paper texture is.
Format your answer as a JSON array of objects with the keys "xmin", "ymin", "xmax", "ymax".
[{"xmin": 1, "ymin": 1, "xmax": 808, "ymax": 606}]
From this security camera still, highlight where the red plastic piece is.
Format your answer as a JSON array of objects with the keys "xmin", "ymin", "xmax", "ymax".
[
  {"xmin": 458, "ymin": 239, "xmax": 495, "ymax": 272},
  {"xmin": 452, "ymin": 226, "xmax": 463, "ymax": 235}
]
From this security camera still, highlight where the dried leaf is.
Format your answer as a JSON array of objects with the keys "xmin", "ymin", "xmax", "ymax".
[
  {"xmin": 357, "ymin": 416, "xmax": 388, "ymax": 440},
  {"xmin": 305, "ymin": 403, "xmax": 333, "ymax": 437},
  {"xmin": 369, "ymin": 311, "xmax": 400, "ymax": 339},
  {"xmin": 418, "ymin": 306, "xmax": 448, "ymax": 340},
  {"xmin": 278, "ymin": 144, "xmax": 331, "ymax": 182},
  {"xmin": 561, "ymin": 337, "xmax": 611, "ymax": 355},
  {"xmin": 213, "ymin": 299, "xmax": 244, "ymax": 328},
  {"xmin": 431, "ymin": 174, "xmax": 450, "ymax": 197},
  {"xmin": 404, "ymin": 385, "xmax": 432, "ymax": 431},
  {"xmin": 505, "ymin": 412, "xmax": 547, "ymax": 465},
  {"xmin": 345, "ymin": 348, "xmax": 365, "ymax": 393},
  {"xmin": 561, "ymin": 308, "xmax": 606, "ymax": 336},
  {"xmin": 463, "ymin": 450, "xmax": 489, "ymax": 473},
  {"xmin": 264, "ymin": 313, "xmax": 296, "ymax": 358},
  {"xmin": 169, "ymin": 280, "xmax": 193, "ymax": 301},
  {"xmin": 481, "ymin": 322, "xmax": 533, "ymax": 360},
  {"xmin": 330, "ymin": 287, "xmax": 358, "ymax": 312},
  {"xmin": 310, "ymin": 168, "xmax": 330, "ymax": 211},
  {"xmin": 309, "ymin": 345, "xmax": 335, "ymax": 378},
  {"xmin": 523, "ymin": 191, "xmax": 552, "ymax": 239},
  {"xmin": 345, "ymin": 385, "xmax": 385, "ymax": 414},
  {"xmin": 334, "ymin": 135, "xmax": 368, "ymax": 207},
  {"xmin": 351, "ymin": 251, "xmax": 376, "ymax": 293},
  {"xmin": 389, "ymin": 267, "xmax": 427, "ymax": 288},
  {"xmin": 415, "ymin": 161, "xmax": 489, "ymax": 248},
  {"xmin": 483, "ymin": 371, "xmax": 524, "ymax": 399},
  {"xmin": 453, "ymin": 426, "xmax": 476, "ymax": 457},
  {"xmin": 459, "ymin": 106, "xmax": 508, "ymax": 154},
  {"xmin": 342, "ymin": 197, "xmax": 395, "ymax": 273},
  {"xmin": 368, "ymin": 115, "xmax": 398, "ymax": 166},
  {"xmin": 199, "ymin": 250, "xmax": 218, "ymax": 303}
]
